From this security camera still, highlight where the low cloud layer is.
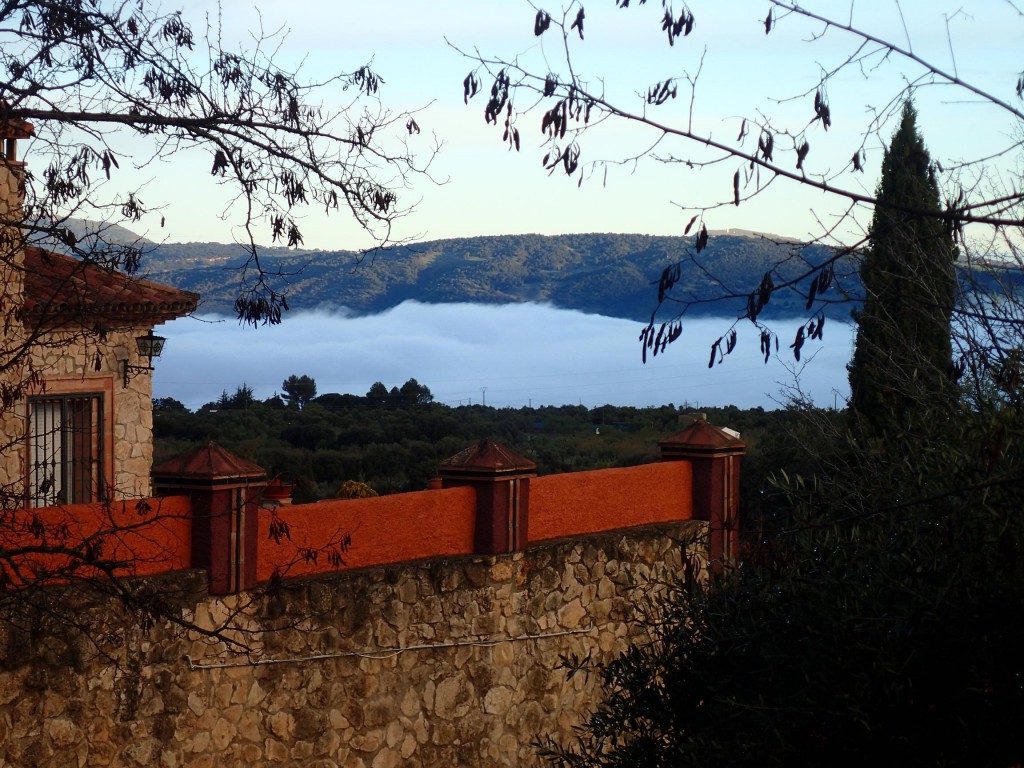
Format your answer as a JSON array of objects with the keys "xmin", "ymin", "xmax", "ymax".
[{"xmin": 153, "ymin": 302, "xmax": 851, "ymax": 411}]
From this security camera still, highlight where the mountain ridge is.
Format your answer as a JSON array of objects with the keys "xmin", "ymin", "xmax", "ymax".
[{"xmin": 137, "ymin": 231, "xmax": 859, "ymax": 322}]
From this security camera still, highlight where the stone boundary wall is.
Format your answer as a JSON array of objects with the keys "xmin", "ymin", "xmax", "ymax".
[{"xmin": 0, "ymin": 521, "xmax": 705, "ymax": 768}]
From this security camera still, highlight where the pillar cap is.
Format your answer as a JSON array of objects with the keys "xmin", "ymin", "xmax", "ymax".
[
  {"xmin": 660, "ymin": 417, "xmax": 746, "ymax": 457},
  {"xmin": 152, "ymin": 440, "xmax": 266, "ymax": 485},
  {"xmin": 0, "ymin": 114, "xmax": 34, "ymax": 140},
  {"xmin": 1, "ymin": 110, "xmax": 34, "ymax": 164},
  {"xmin": 438, "ymin": 438, "xmax": 537, "ymax": 478}
]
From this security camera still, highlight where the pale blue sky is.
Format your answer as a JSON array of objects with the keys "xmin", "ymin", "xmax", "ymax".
[{"xmin": 113, "ymin": 1, "xmax": 1022, "ymax": 250}]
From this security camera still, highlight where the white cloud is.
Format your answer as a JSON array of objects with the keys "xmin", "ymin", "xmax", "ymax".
[{"xmin": 153, "ymin": 303, "xmax": 852, "ymax": 410}]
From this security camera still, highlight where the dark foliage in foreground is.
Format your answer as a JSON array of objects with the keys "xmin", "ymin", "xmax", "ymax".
[{"xmin": 540, "ymin": 402, "xmax": 1024, "ymax": 767}]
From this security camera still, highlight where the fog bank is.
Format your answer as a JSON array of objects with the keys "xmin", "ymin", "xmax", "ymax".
[{"xmin": 153, "ymin": 302, "xmax": 852, "ymax": 411}]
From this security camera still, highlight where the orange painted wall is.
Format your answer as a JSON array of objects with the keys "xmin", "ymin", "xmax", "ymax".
[
  {"xmin": 4, "ymin": 462, "xmax": 695, "ymax": 590},
  {"xmin": 4, "ymin": 495, "xmax": 192, "ymax": 584},
  {"xmin": 257, "ymin": 486, "xmax": 478, "ymax": 582},
  {"xmin": 528, "ymin": 462, "xmax": 693, "ymax": 543}
]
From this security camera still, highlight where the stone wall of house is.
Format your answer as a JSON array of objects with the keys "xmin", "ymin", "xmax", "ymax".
[
  {"xmin": 113, "ymin": 334, "xmax": 157, "ymax": 497},
  {"xmin": 1, "ymin": 131, "xmax": 155, "ymax": 501},
  {"xmin": 27, "ymin": 326, "xmax": 155, "ymax": 498},
  {"xmin": 0, "ymin": 522, "xmax": 705, "ymax": 768},
  {"xmin": 0, "ymin": 149, "xmax": 27, "ymax": 495}
]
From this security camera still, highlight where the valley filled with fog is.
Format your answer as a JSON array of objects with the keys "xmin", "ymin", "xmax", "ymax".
[{"xmin": 153, "ymin": 302, "xmax": 853, "ymax": 411}]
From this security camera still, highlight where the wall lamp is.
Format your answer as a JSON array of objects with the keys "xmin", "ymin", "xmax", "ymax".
[{"xmin": 122, "ymin": 330, "xmax": 167, "ymax": 387}]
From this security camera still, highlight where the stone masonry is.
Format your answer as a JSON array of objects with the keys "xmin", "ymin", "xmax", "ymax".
[
  {"xmin": 0, "ymin": 130, "xmax": 28, "ymax": 494},
  {"xmin": 26, "ymin": 326, "xmax": 157, "ymax": 498},
  {"xmin": 0, "ymin": 522, "xmax": 705, "ymax": 767}
]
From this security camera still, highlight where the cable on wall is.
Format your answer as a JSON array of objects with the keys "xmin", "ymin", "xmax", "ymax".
[{"xmin": 184, "ymin": 625, "xmax": 597, "ymax": 671}]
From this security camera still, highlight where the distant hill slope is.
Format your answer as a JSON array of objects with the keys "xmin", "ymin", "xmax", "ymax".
[{"xmin": 140, "ymin": 232, "xmax": 861, "ymax": 322}]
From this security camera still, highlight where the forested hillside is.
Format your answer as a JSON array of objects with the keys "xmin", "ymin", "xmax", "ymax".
[{"xmin": 140, "ymin": 232, "xmax": 859, "ymax": 321}]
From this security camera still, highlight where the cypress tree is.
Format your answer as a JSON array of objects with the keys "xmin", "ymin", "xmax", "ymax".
[{"xmin": 848, "ymin": 101, "xmax": 956, "ymax": 431}]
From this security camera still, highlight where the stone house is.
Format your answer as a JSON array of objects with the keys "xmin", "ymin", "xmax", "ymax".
[{"xmin": 0, "ymin": 117, "xmax": 197, "ymax": 506}]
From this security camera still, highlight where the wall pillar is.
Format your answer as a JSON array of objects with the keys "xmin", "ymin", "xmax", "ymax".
[
  {"xmin": 152, "ymin": 441, "xmax": 266, "ymax": 594},
  {"xmin": 660, "ymin": 417, "xmax": 746, "ymax": 571},
  {"xmin": 437, "ymin": 439, "xmax": 537, "ymax": 555}
]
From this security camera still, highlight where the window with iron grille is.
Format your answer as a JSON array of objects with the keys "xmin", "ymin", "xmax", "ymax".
[{"xmin": 28, "ymin": 394, "xmax": 104, "ymax": 506}]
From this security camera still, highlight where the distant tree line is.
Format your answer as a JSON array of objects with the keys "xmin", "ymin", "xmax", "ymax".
[
  {"xmin": 155, "ymin": 376, "xmax": 435, "ymax": 416},
  {"xmin": 365, "ymin": 378, "xmax": 434, "ymax": 407},
  {"xmin": 153, "ymin": 385, "xmax": 787, "ymax": 506}
]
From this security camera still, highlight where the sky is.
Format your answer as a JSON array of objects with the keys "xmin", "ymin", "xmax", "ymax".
[
  {"xmin": 41, "ymin": 0, "xmax": 1019, "ymax": 408},
  {"xmin": 84, "ymin": 0, "xmax": 1023, "ymax": 252}
]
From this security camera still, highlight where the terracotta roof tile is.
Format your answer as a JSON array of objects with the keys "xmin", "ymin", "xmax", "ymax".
[
  {"xmin": 0, "ymin": 115, "xmax": 34, "ymax": 140},
  {"xmin": 660, "ymin": 418, "xmax": 746, "ymax": 455},
  {"xmin": 439, "ymin": 438, "xmax": 537, "ymax": 475},
  {"xmin": 22, "ymin": 246, "xmax": 198, "ymax": 327},
  {"xmin": 152, "ymin": 441, "xmax": 265, "ymax": 481}
]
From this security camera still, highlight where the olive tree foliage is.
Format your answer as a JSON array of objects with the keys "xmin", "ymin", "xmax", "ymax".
[
  {"xmin": 1, "ymin": 0, "xmax": 436, "ymax": 326},
  {"xmin": 456, "ymin": 0, "xmax": 1024, "ymax": 368}
]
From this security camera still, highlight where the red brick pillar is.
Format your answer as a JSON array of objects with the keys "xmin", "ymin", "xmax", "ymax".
[
  {"xmin": 437, "ymin": 439, "xmax": 537, "ymax": 555},
  {"xmin": 660, "ymin": 417, "xmax": 746, "ymax": 571},
  {"xmin": 152, "ymin": 441, "xmax": 266, "ymax": 594}
]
